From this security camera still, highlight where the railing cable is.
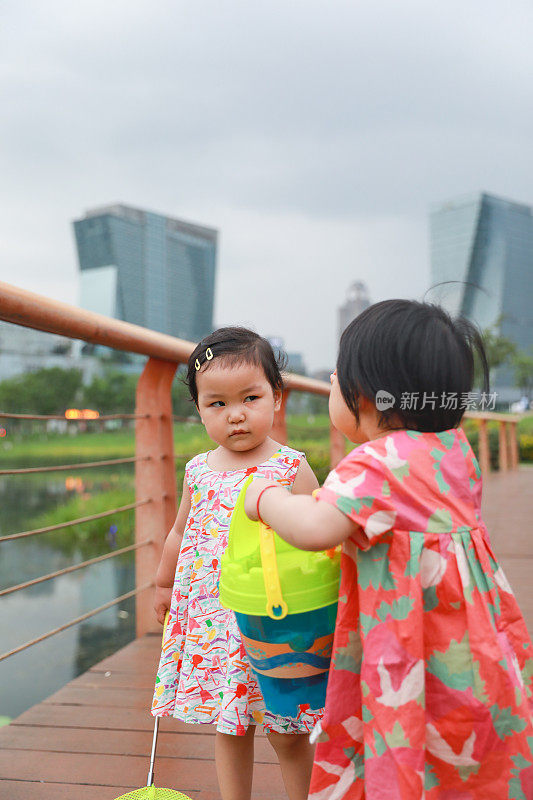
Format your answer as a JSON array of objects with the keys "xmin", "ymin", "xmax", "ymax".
[
  {"xmin": 0, "ymin": 456, "xmax": 148, "ymax": 476},
  {"xmin": 0, "ymin": 499, "xmax": 151, "ymax": 542},
  {"xmin": 0, "ymin": 581, "xmax": 153, "ymax": 663},
  {"xmin": 0, "ymin": 540, "xmax": 152, "ymax": 598},
  {"xmin": 0, "ymin": 412, "xmax": 149, "ymax": 421},
  {"xmin": 173, "ymin": 452, "xmax": 202, "ymax": 461}
]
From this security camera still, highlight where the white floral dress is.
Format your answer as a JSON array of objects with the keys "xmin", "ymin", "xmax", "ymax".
[{"xmin": 151, "ymin": 445, "xmax": 324, "ymax": 735}]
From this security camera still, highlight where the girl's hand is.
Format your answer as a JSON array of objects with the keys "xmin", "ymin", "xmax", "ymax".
[
  {"xmin": 246, "ymin": 474, "xmax": 356, "ymax": 551},
  {"xmin": 154, "ymin": 584, "xmax": 172, "ymax": 625},
  {"xmin": 244, "ymin": 477, "xmax": 280, "ymax": 521}
]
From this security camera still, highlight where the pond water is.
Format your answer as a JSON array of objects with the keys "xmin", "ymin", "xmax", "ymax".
[{"xmin": 0, "ymin": 469, "xmax": 137, "ymax": 721}]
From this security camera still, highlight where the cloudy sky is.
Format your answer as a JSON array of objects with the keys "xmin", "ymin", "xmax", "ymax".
[{"xmin": 2, "ymin": 0, "xmax": 532, "ymax": 370}]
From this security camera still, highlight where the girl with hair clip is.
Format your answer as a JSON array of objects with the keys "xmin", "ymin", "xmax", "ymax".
[
  {"xmin": 151, "ymin": 327, "xmax": 321, "ymax": 800},
  {"xmin": 245, "ymin": 300, "xmax": 533, "ymax": 800}
]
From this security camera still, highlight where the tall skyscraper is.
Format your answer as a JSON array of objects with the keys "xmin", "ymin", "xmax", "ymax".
[
  {"xmin": 430, "ymin": 192, "xmax": 533, "ymax": 397},
  {"xmin": 338, "ymin": 282, "xmax": 371, "ymax": 340},
  {"xmin": 73, "ymin": 204, "xmax": 218, "ymax": 342}
]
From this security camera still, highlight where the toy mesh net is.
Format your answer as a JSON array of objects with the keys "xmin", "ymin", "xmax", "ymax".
[
  {"xmin": 113, "ymin": 788, "xmax": 192, "ymax": 799},
  {"xmin": 113, "ymin": 618, "xmax": 193, "ymax": 800}
]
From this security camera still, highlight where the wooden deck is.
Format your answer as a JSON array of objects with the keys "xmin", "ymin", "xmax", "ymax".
[
  {"xmin": 0, "ymin": 635, "xmax": 285, "ymax": 799},
  {"xmin": 1, "ymin": 467, "xmax": 531, "ymax": 799},
  {"xmin": 480, "ymin": 466, "xmax": 532, "ymax": 632}
]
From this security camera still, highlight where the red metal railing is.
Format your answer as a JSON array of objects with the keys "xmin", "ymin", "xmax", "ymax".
[
  {"xmin": 0, "ymin": 281, "xmax": 339, "ymax": 642},
  {"xmin": 0, "ymin": 279, "xmax": 522, "ymax": 649}
]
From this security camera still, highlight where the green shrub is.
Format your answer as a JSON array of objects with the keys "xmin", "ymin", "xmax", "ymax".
[
  {"xmin": 519, "ymin": 434, "xmax": 533, "ymax": 462},
  {"xmin": 24, "ymin": 487, "xmax": 135, "ymax": 558},
  {"xmin": 461, "ymin": 421, "xmax": 501, "ymax": 470}
]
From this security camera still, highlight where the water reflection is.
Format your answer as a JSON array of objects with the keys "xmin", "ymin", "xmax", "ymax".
[
  {"xmin": 0, "ymin": 469, "xmax": 137, "ymax": 719},
  {"xmin": 0, "ymin": 561, "xmax": 136, "ymax": 718},
  {"xmin": 65, "ymin": 476, "xmax": 85, "ymax": 493}
]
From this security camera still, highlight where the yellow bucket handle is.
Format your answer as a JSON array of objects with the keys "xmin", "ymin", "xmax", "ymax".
[{"xmin": 259, "ymin": 521, "xmax": 288, "ymax": 620}]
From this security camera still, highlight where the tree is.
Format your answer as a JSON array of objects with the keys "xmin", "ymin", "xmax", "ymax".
[
  {"xmin": 81, "ymin": 367, "xmax": 198, "ymax": 418},
  {"xmin": 307, "ymin": 393, "xmax": 329, "ymax": 416},
  {"xmin": 0, "ymin": 368, "xmax": 83, "ymax": 415},
  {"xmin": 82, "ymin": 370, "xmax": 139, "ymax": 415},
  {"xmin": 474, "ymin": 322, "xmax": 516, "ymax": 388},
  {"xmin": 513, "ymin": 349, "xmax": 533, "ymax": 400},
  {"xmin": 172, "ymin": 372, "xmax": 197, "ymax": 418}
]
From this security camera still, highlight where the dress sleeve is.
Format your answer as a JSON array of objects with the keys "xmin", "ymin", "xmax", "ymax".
[
  {"xmin": 184, "ymin": 454, "xmax": 200, "ymax": 497},
  {"xmin": 277, "ymin": 446, "xmax": 304, "ymax": 488},
  {"xmin": 316, "ymin": 448, "xmax": 397, "ymax": 549}
]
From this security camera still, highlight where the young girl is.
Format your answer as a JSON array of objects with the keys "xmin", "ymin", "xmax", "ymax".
[
  {"xmin": 151, "ymin": 326, "xmax": 321, "ymax": 800},
  {"xmin": 245, "ymin": 300, "xmax": 533, "ymax": 800}
]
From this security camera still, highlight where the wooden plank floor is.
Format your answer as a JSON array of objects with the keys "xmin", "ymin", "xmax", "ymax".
[
  {"xmin": 481, "ymin": 466, "xmax": 533, "ymax": 634},
  {"xmin": 0, "ymin": 634, "xmax": 285, "ymax": 799},
  {"xmin": 0, "ymin": 467, "xmax": 531, "ymax": 799}
]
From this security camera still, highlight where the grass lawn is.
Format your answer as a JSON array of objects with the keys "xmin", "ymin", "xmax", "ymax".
[
  {"xmin": 3, "ymin": 413, "xmax": 531, "ymax": 553},
  {"xmin": 0, "ymin": 423, "xmax": 212, "ymax": 461},
  {"xmin": 0, "ymin": 414, "xmax": 335, "ymax": 469},
  {"xmin": 2, "ymin": 412, "xmax": 530, "ymax": 469},
  {"xmin": 0, "ymin": 416, "xmax": 333, "ymax": 551}
]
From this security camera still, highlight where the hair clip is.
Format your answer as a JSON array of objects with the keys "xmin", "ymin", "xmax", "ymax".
[{"xmin": 195, "ymin": 348, "xmax": 214, "ymax": 371}]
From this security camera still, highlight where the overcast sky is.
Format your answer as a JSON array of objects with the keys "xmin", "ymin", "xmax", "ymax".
[{"xmin": 2, "ymin": 0, "xmax": 532, "ymax": 370}]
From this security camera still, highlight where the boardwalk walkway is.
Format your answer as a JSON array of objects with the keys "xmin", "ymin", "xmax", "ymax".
[
  {"xmin": 1, "ymin": 468, "xmax": 531, "ymax": 799},
  {"xmin": 480, "ymin": 466, "xmax": 532, "ymax": 631},
  {"xmin": 0, "ymin": 634, "xmax": 285, "ymax": 799}
]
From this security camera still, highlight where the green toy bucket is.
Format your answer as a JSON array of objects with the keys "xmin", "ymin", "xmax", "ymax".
[{"xmin": 220, "ymin": 476, "xmax": 340, "ymax": 717}]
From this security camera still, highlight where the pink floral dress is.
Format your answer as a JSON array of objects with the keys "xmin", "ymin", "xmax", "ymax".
[
  {"xmin": 309, "ymin": 428, "xmax": 533, "ymax": 800},
  {"xmin": 151, "ymin": 445, "xmax": 324, "ymax": 735}
]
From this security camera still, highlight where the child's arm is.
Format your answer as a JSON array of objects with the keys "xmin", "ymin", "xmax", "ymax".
[
  {"xmin": 153, "ymin": 476, "xmax": 191, "ymax": 624},
  {"xmin": 244, "ymin": 477, "xmax": 356, "ymax": 551},
  {"xmin": 291, "ymin": 456, "xmax": 320, "ymax": 495}
]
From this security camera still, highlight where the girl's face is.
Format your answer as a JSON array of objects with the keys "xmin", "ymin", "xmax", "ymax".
[
  {"xmin": 196, "ymin": 360, "xmax": 282, "ymax": 452},
  {"xmin": 330, "ymin": 371, "xmax": 398, "ymax": 443},
  {"xmin": 329, "ymin": 370, "xmax": 366, "ymax": 443}
]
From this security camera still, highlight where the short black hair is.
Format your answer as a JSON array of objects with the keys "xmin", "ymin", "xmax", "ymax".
[
  {"xmin": 337, "ymin": 299, "xmax": 490, "ymax": 432},
  {"xmin": 186, "ymin": 326, "xmax": 285, "ymax": 406}
]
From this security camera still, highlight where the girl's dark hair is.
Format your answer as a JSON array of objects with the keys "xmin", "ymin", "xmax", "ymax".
[
  {"xmin": 186, "ymin": 326, "xmax": 286, "ymax": 406},
  {"xmin": 337, "ymin": 299, "xmax": 490, "ymax": 432}
]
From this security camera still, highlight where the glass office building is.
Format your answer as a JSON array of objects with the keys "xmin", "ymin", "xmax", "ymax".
[
  {"xmin": 73, "ymin": 204, "xmax": 218, "ymax": 342},
  {"xmin": 430, "ymin": 193, "xmax": 533, "ymax": 399}
]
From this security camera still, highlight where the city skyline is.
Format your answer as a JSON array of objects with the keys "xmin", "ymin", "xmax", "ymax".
[{"xmin": 2, "ymin": 0, "xmax": 533, "ymax": 370}]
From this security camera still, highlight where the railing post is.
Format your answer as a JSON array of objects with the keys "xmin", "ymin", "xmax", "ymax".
[
  {"xmin": 498, "ymin": 422, "xmax": 509, "ymax": 472},
  {"xmin": 478, "ymin": 418, "xmax": 491, "ymax": 475},
  {"xmin": 330, "ymin": 423, "xmax": 345, "ymax": 469},
  {"xmin": 135, "ymin": 358, "xmax": 178, "ymax": 637},
  {"xmin": 509, "ymin": 422, "xmax": 519, "ymax": 469},
  {"xmin": 509, "ymin": 421, "xmax": 519, "ymax": 471},
  {"xmin": 272, "ymin": 390, "xmax": 290, "ymax": 445}
]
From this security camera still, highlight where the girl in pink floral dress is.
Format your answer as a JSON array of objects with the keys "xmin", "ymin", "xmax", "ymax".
[
  {"xmin": 151, "ymin": 327, "xmax": 321, "ymax": 800},
  {"xmin": 246, "ymin": 300, "xmax": 533, "ymax": 800}
]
